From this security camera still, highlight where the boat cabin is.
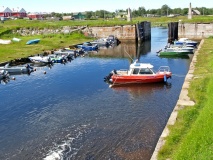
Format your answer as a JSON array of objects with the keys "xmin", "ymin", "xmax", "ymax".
[{"xmin": 129, "ymin": 62, "xmax": 154, "ymax": 75}]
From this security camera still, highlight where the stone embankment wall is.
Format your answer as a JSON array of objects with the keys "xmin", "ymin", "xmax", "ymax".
[
  {"xmin": 12, "ymin": 26, "xmax": 86, "ymax": 36},
  {"xmin": 82, "ymin": 25, "xmax": 136, "ymax": 41},
  {"xmin": 178, "ymin": 23, "xmax": 213, "ymax": 40},
  {"xmin": 12, "ymin": 25, "xmax": 136, "ymax": 40},
  {"xmin": 12, "ymin": 22, "xmax": 151, "ymax": 42},
  {"xmin": 150, "ymin": 40, "xmax": 204, "ymax": 160}
]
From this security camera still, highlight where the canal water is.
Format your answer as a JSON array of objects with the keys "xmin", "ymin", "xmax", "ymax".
[{"xmin": 0, "ymin": 27, "xmax": 192, "ymax": 160}]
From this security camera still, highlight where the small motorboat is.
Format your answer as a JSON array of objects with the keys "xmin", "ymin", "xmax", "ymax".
[
  {"xmin": 0, "ymin": 63, "xmax": 35, "ymax": 74},
  {"xmin": 174, "ymin": 38, "xmax": 198, "ymax": 47},
  {"xmin": 29, "ymin": 55, "xmax": 51, "ymax": 63},
  {"xmin": 90, "ymin": 38, "xmax": 110, "ymax": 47},
  {"xmin": 48, "ymin": 54, "xmax": 67, "ymax": 63},
  {"xmin": 77, "ymin": 42, "xmax": 98, "ymax": 51},
  {"xmin": 53, "ymin": 49, "xmax": 77, "ymax": 58},
  {"xmin": 157, "ymin": 47, "xmax": 192, "ymax": 57},
  {"xmin": 104, "ymin": 60, "xmax": 172, "ymax": 87},
  {"xmin": 26, "ymin": 39, "xmax": 40, "ymax": 45}
]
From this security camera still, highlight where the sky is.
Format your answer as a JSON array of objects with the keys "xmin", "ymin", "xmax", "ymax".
[{"xmin": 0, "ymin": 0, "xmax": 211, "ymax": 13}]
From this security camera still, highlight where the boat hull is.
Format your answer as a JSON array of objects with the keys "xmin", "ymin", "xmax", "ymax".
[
  {"xmin": 26, "ymin": 39, "xmax": 40, "ymax": 45},
  {"xmin": 159, "ymin": 51, "xmax": 190, "ymax": 56},
  {"xmin": 111, "ymin": 74, "xmax": 171, "ymax": 85}
]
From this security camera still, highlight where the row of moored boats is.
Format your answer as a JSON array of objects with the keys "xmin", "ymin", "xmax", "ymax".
[
  {"xmin": 0, "ymin": 35, "xmax": 119, "ymax": 84},
  {"xmin": 157, "ymin": 38, "xmax": 198, "ymax": 57}
]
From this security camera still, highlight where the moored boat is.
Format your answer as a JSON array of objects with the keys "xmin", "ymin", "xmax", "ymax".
[
  {"xmin": 77, "ymin": 42, "xmax": 98, "ymax": 51},
  {"xmin": 0, "ymin": 63, "xmax": 35, "ymax": 74},
  {"xmin": 174, "ymin": 38, "xmax": 198, "ymax": 47},
  {"xmin": 29, "ymin": 55, "xmax": 51, "ymax": 63},
  {"xmin": 53, "ymin": 48, "xmax": 77, "ymax": 58},
  {"xmin": 48, "ymin": 54, "xmax": 67, "ymax": 63},
  {"xmin": 104, "ymin": 60, "xmax": 172, "ymax": 87},
  {"xmin": 26, "ymin": 39, "xmax": 40, "ymax": 45},
  {"xmin": 157, "ymin": 47, "xmax": 191, "ymax": 57}
]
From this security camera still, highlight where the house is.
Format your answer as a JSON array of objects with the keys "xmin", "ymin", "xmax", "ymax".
[
  {"xmin": 62, "ymin": 15, "xmax": 74, "ymax": 20},
  {"xmin": 72, "ymin": 12, "xmax": 86, "ymax": 20},
  {"xmin": 28, "ymin": 12, "xmax": 43, "ymax": 19},
  {"xmin": 12, "ymin": 8, "xmax": 27, "ymax": 18},
  {"xmin": 0, "ymin": 6, "xmax": 12, "ymax": 17},
  {"xmin": 192, "ymin": 9, "xmax": 201, "ymax": 15}
]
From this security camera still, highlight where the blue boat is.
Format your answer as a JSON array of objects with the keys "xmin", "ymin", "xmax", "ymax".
[
  {"xmin": 174, "ymin": 38, "xmax": 197, "ymax": 47},
  {"xmin": 26, "ymin": 39, "xmax": 40, "ymax": 45},
  {"xmin": 77, "ymin": 42, "xmax": 98, "ymax": 51}
]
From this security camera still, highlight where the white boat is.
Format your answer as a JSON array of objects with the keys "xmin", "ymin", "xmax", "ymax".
[
  {"xmin": 29, "ymin": 55, "xmax": 51, "ymax": 63},
  {"xmin": 0, "ymin": 63, "xmax": 35, "ymax": 74},
  {"xmin": 53, "ymin": 49, "xmax": 76, "ymax": 58},
  {"xmin": 166, "ymin": 44, "xmax": 194, "ymax": 53},
  {"xmin": 157, "ymin": 47, "xmax": 191, "ymax": 57},
  {"xmin": 0, "ymin": 39, "xmax": 11, "ymax": 44},
  {"xmin": 12, "ymin": 37, "xmax": 21, "ymax": 42},
  {"xmin": 90, "ymin": 38, "xmax": 110, "ymax": 47},
  {"xmin": 174, "ymin": 38, "xmax": 198, "ymax": 47}
]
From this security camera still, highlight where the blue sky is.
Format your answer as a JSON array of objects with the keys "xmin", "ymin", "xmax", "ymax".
[{"xmin": 0, "ymin": 0, "xmax": 211, "ymax": 13}]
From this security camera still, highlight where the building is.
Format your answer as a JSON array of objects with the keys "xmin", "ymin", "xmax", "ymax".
[
  {"xmin": 12, "ymin": 8, "xmax": 27, "ymax": 18},
  {"xmin": 62, "ymin": 15, "xmax": 74, "ymax": 20},
  {"xmin": 0, "ymin": 6, "xmax": 12, "ymax": 17},
  {"xmin": 192, "ymin": 9, "xmax": 201, "ymax": 15},
  {"xmin": 72, "ymin": 12, "xmax": 86, "ymax": 20},
  {"xmin": 28, "ymin": 12, "xmax": 43, "ymax": 19}
]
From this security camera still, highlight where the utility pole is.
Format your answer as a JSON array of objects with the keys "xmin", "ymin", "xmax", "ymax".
[{"xmin": 104, "ymin": 10, "xmax": 105, "ymax": 20}]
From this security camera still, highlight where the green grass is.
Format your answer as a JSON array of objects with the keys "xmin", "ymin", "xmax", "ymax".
[
  {"xmin": 0, "ymin": 31, "xmax": 94, "ymax": 63},
  {"xmin": 158, "ymin": 38, "xmax": 213, "ymax": 160},
  {"xmin": 1, "ymin": 15, "xmax": 213, "ymax": 33}
]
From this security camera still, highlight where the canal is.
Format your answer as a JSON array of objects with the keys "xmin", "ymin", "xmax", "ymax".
[{"xmin": 0, "ymin": 27, "xmax": 192, "ymax": 160}]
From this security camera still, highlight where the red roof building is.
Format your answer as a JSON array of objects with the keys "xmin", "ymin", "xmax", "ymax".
[
  {"xmin": 0, "ymin": 6, "xmax": 12, "ymax": 17},
  {"xmin": 12, "ymin": 8, "xmax": 27, "ymax": 18},
  {"xmin": 28, "ymin": 12, "xmax": 43, "ymax": 19}
]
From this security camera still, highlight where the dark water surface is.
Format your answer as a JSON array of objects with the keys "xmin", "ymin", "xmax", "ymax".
[{"xmin": 0, "ymin": 28, "xmax": 192, "ymax": 160}]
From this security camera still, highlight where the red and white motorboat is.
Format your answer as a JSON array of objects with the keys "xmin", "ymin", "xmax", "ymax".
[{"xmin": 104, "ymin": 60, "xmax": 172, "ymax": 87}]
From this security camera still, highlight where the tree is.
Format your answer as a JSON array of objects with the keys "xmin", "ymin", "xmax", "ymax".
[
  {"xmin": 138, "ymin": 7, "xmax": 146, "ymax": 16},
  {"xmin": 181, "ymin": 8, "xmax": 188, "ymax": 15},
  {"xmin": 86, "ymin": 11, "xmax": 93, "ymax": 19},
  {"xmin": 173, "ymin": 8, "xmax": 182, "ymax": 14},
  {"xmin": 161, "ymin": 4, "xmax": 170, "ymax": 16}
]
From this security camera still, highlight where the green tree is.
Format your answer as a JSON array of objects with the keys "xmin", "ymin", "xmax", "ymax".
[
  {"xmin": 161, "ymin": 4, "xmax": 170, "ymax": 16},
  {"xmin": 181, "ymin": 8, "xmax": 188, "ymax": 15},
  {"xmin": 86, "ymin": 11, "xmax": 93, "ymax": 19},
  {"xmin": 138, "ymin": 7, "xmax": 146, "ymax": 16}
]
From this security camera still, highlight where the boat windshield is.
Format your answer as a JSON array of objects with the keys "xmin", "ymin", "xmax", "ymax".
[
  {"xmin": 139, "ymin": 68, "xmax": 153, "ymax": 74},
  {"xmin": 132, "ymin": 68, "xmax": 154, "ymax": 74}
]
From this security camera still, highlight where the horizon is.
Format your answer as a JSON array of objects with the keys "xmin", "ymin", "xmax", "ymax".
[{"xmin": 0, "ymin": 0, "xmax": 211, "ymax": 13}]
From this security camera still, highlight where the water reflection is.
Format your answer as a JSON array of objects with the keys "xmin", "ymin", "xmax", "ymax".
[
  {"xmin": 111, "ymin": 83, "xmax": 171, "ymax": 99},
  {"xmin": 90, "ymin": 40, "xmax": 151, "ymax": 61}
]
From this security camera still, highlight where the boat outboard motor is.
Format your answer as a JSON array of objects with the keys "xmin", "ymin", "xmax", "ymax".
[
  {"xmin": 26, "ymin": 64, "xmax": 35, "ymax": 74},
  {"xmin": 104, "ymin": 71, "xmax": 114, "ymax": 83}
]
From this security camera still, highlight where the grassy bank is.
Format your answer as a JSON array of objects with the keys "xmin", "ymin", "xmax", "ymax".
[
  {"xmin": 158, "ymin": 38, "xmax": 213, "ymax": 160},
  {"xmin": 0, "ymin": 32, "xmax": 94, "ymax": 63},
  {"xmin": 1, "ymin": 15, "xmax": 213, "ymax": 31}
]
